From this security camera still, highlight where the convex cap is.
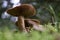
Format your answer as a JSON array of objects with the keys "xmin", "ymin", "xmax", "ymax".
[{"xmin": 7, "ymin": 4, "xmax": 36, "ymax": 17}]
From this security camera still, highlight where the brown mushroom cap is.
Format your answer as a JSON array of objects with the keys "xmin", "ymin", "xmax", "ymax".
[{"xmin": 6, "ymin": 4, "xmax": 36, "ymax": 17}]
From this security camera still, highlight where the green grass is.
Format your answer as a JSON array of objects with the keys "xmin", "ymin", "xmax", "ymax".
[
  {"xmin": 0, "ymin": 30, "xmax": 55, "ymax": 40},
  {"xmin": 0, "ymin": 27, "xmax": 56, "ymax": 40},
  {"xmin": 0, "ymin": 22, "xmax": 60, "ymax": 40}
]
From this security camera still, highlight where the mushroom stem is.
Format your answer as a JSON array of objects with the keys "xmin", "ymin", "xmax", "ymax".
[{"xmin": 18, "ymin": 16, "xmax": 26, "ymax": 32}]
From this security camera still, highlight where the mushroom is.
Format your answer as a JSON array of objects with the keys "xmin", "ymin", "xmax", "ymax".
[
  {"xmin": 16, "ymin": 19, "xmax": 44, "ymax": 32},
  {"xmin": 6, "ymin": 4, "xmax": 36, "ymax": 32},
  {"xmin": 25, "ymin": 19, "xmax": 45, "ymax": 32}
]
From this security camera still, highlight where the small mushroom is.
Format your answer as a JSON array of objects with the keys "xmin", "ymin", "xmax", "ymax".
[
  {"xmin": 25, "ymin": 19, "xmax": 41, "ymax": 32},
  {"xmin": 25, "ymin": 19, "xmax": 45, "ymax": 32},
  {"xmin": 6, "ymin": 4, "xmax": 36, "ymax": 32},
  {"xmin": 16, "ymin": 19, "xmax": 44, "ymax": 32}
]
